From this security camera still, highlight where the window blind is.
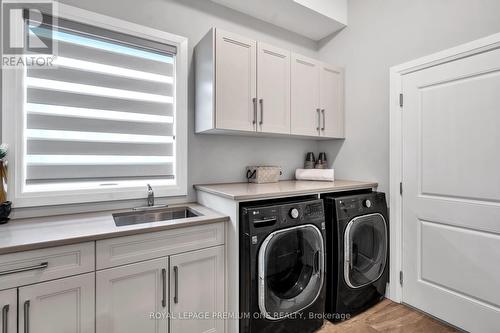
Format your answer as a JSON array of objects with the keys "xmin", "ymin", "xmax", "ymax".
[{"xmin": 24, "ymin": 20, "xmax": 176, "ymax": 191}]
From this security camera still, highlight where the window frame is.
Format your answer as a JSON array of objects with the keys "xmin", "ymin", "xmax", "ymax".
[{"xmin": 2, "ymin": 4, "xmax": 188, "ymax": 207}]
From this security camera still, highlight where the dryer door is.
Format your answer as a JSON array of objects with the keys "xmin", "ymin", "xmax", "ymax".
[
  {"xmin": 258, "ymin": 224, "xmax": 324, "ymax": 320},
  {"xmin": 344, "ymin": 213, "xmax": 388, "ymax": 288}
]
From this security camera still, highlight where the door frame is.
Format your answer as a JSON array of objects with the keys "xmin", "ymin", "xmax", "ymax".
[{"xmin": 388, "ymin": 32, "xmax": 500, "ymax": 303}]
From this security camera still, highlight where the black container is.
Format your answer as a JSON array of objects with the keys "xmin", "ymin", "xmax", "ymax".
[
  {"xmin": 0, "ymin": 201, "xmax": 12, "ymax": 224},
  {"xmin": 315, "ymin": 152, "xmax": 328, "ymax": 169},
  {"xmin": 304, "ymin": 152, "xmax": 316, "ymax": 169}
]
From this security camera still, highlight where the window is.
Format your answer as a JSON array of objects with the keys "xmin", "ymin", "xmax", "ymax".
[{"xmin": 3, "ymin": 5, "xmax": 187, "ymax": 207}]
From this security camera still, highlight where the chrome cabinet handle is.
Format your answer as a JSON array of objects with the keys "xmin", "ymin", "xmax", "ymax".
[
  {"xmin": 316, "ymin": 108, "xmax": 321, "ymax": 131},
  {"xmin": 259, "ymin": 99, "xmax": 263, "ymax": 125},
  {"xmin": 161, "ymin": 268, "xmax": 166, "ymax": 308},
  {"xmin": 252, "ymin": 98, "xmax": 257, "ymax": 125},
  {"xmin": 23, "ymin": 301, "xmax": 30, "ymax": 333},
  {"xmin": 2, "ymin": 305, "xmax": 8, "ymax": 333},
  {"xmin": 321, "ymin": 109, "xmax": 325, "ymax": 131},
  {"xmin": 173, "ymin": 266, "xmax": 179, "ymax": 304},
  {"xmin": 0, "ymin": 262, "xmax": 48, "ymax": 276}
]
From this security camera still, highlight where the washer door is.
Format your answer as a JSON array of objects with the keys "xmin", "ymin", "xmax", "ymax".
[
  {"xmin": 258, "ymin": 225, "xmax": 324, "ymax": 320},
  {"xmin": 344, "ymin": 213, "xmax": 388, "ymax": 289}
]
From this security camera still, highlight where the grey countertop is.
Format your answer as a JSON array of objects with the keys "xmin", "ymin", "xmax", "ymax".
[
  {"xmin": 1, "ymin": 180, "xmax": 377, "ymax": 255},
  {"xmin": 0, "ymin": 203, "xmax": 229, "ymax": 255},
  {"xmin": 194, "ymin": 179, "xmax": 378, "ymax": 201}
]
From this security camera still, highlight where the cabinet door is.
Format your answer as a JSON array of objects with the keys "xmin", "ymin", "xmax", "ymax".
[
  {"xmin": 215, "ymin": 29, "xmax": 257, "ymax": 132},
  {"xmin": 257, "ymin": 42, "xmax": 290, "ymax": 134},
  {"xmin": 19, "ymin": 273, "xmax": 95, "ymax": 333},
  {"xmin": 96, "ymin": 258, "xmax": 168, "ymax": 333},
  {"xmin": 0, "ymin": 289, "xmax": 16, "ymax": 333},
  {"xmin": 170, "ymin": 246, "xmax": 224, "ymax": 333},
  {"xmin": 291, "ymin": 53, "xmax": 320, "ymax": 137},
  {"xmin": 320, "ymin": 63, "xmax": 345, "ymax": 138}
]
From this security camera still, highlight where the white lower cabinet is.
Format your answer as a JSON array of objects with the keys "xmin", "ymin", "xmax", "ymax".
[
  {"xmin": 96, "ymin": 258, "xmax": 169, "ymax": 333},
  {"xmin": 170, "ymin": 246, "xmax": 225, "ymax": 333},
  {"xmin": 0, "ymin": 289, "xmax": 17, "ymax": 333},
  {"xmin": 95, "ymin": 245, "xmax": 225, "ymax": 333},
  {"xmin": 18, "ymin": 273, "xmax": 95, "ymax": 333},
  {"xmin": 2, "ymin": 222, "xmax": 225, "ymax": 333}
]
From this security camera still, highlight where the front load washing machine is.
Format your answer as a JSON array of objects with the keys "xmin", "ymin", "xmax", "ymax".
[
  {"xmin": 239, "ymin": 197, "xmax": 326, "ymax": 333},
  {"xmin": 323, "ymin": 191, "xmax": 389, "ymax": 322}
]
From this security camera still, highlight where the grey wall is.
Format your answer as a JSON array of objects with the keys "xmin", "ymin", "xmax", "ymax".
[
  {"xmin": 6, "ymin": 0, "xmax": 500, "ymax": 216},
  {"xmin": 317, "ymin": 0, "xmax": 500, "ymax": 196},
  {"xmin": 55, "ymin": 0, "xmax": 321, "ymax": 201}
]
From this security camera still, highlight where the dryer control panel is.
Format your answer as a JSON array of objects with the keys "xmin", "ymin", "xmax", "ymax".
[{"xmin": 331, "ymin": 192, "xmax": 387, "ymax": 220}]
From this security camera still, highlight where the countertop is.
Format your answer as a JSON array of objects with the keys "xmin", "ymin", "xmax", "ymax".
[
  {"xmin": 0, "ymin": 203, "xmax": 229, "ymax": 255},
  {"xmin": 194, "ymin": 179, "xmax": 378, "ymax": 201}
]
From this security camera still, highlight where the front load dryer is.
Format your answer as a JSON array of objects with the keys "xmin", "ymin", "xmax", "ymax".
[{"xmin": 323, "ymin": 191, "xmax": 389, "ymax": 322}]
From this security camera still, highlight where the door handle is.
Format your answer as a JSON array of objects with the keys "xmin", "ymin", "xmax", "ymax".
[
  {"xmin": 173, "ymin": 266, "xmax": 179, "ymax": 304},
  {"xmin": 321, "ymin": 109, "xmax": 325, "ymax": 131},
  {"xmin": 23, "ymin": 301, "xmax": 30, "ymax": 333},
  {"xmin": 316, "ymin": 108, "xmax": 321, "ymax": 131},
  {"xmin": 313, "ymin": 251, "xmax": 320, "ymax": 274},
  {"xmin": 259, "ymin": 99, "xmax": 263, "ymax": 125},
  {"xmin": 161, "ymin": 268, "xmax": 166, "ymax": 308},
  {"xmin": 2, "ymin": 305, "xmax": 8, "ymax": 333},
  {"xmin": 252, "ymin": 98, "xmax": 257, "ymax": 125},
  {"xmin": 0, "ymin": 262, "xmax": 48, "ymax": 276}
]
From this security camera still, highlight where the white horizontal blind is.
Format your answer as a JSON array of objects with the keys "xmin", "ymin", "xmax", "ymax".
[{"xmin": 24, "ymin": 23, "xmax": 176, "ymax": 191}]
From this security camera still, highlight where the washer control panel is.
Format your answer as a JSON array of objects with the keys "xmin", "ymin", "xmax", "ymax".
[
  {"xmin": 243, "ymin": 198, "xmax": 325, "ymax": 232},
  {"xmin": 304, "ymin": 201, "xmax": 324, "ymax": 218}
]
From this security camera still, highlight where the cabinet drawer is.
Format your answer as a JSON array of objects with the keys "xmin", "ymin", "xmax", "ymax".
[
  {"xmin": 96, "ymin": 222, "xmax": 224, "ymax": 269},
  {"xmin": 0, "ymin": 242, "xmax": 95, "ymax": 290}
]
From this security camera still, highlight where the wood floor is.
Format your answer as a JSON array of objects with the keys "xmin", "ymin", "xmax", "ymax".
[{"xmin": 317, "ymin": 299, "xmax": 458, "ymax": 333}]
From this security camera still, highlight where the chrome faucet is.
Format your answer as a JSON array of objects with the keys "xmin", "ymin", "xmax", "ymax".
[
  {"xmin": 132, "ymin": 184, "xmax": 168, "ymax": 211},
  {"xmin": 147, "ymin": 184, "xmax": 154, "ymax": 207}
]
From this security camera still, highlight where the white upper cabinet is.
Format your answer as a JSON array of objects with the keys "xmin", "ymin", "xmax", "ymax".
[
  {"xmin": 215, "ymin": 29, "xmax": 257, "ymax": 132},
  {"xmin": 291, "ymin": 54, "xmax": 345, "ymax": 138},
  {"xmin": 18, "ymin": 273, "xmax": 95, "ymax": 333},
  {"xmin": 320, "ymin": 63, "xmax": 345, "ymax": 138},
  {"xmin": 291, "ymin": 53, "xmax": 321, "ymax": 137},
  {"xmin": 257, "ymin": 42, "xmax": 291, "ymax": 134},
  {"xmin": 195, "ymin": 28, "xmax": 344, "ymax": 139}
]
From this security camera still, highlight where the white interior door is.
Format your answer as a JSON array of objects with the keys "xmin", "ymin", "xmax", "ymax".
[
  {"xmin": 402, "ymin": 47, "xmax": 500, "ymax": 332},
  {"xmin": 19, "ymin": 273, "xmax": 95, "ymax": 333},
  {"xmin": 170, "ymin": 246, "xmax": 224, "ymax": 333},
  {"xmin": 320, "ymin": 63, "xmax": 344, "ymax": 138},
  {"xmin": 96, "ymin": 258, "xmax": 168, "ymax": 333},
  {"xmin": 291, "ymin": 53, "xmax": 320, "ymax": 137},
  {"xmin": 257, "ymin": 42, "xmax": 290, "ymax": 134},
  {"xmin": 0, "ymin": 289, "xmax": 16, "ymax": 333},
  {"xmin": 215, "ymin": 29, "xmax": 257, "ymax": 132}
]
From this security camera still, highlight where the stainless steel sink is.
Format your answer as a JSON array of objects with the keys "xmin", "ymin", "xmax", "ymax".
[{"xmin": 113, "ymin": 206, "xmax": 201, "ymax": 227}]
